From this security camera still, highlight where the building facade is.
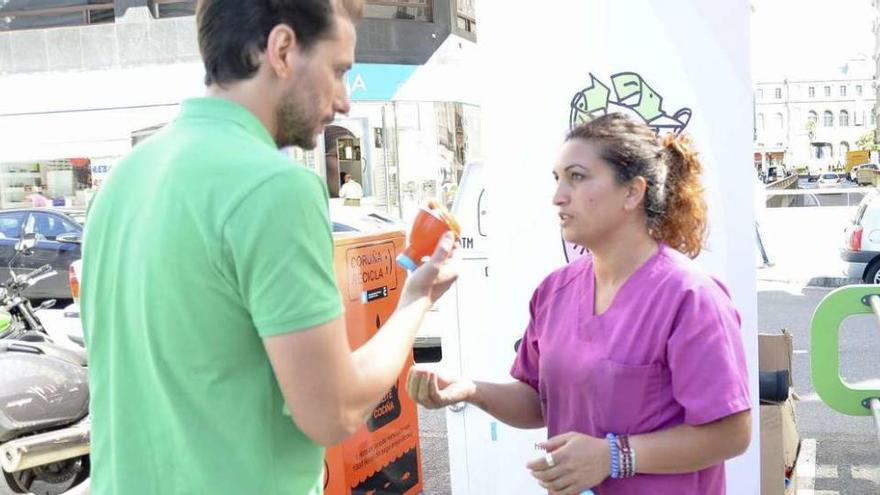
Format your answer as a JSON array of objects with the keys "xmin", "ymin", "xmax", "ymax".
[
  {"xmin": 754, "ymin": 59, "xmax": 876, "ymax": 173},
  {"xmin": 874, "ymin": 0, "xmax": 880, "ymax": 143},
  {"xmin": 0, "ymin": 0, "xmax": 480, "ymax": 218}
]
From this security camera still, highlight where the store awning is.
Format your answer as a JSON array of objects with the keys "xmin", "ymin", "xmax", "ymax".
[
  {"xmin": 0, "ymin": 104, "xmax": 182, "ymax": 162},
  {"xmin": 0, "ymin": 63, "xmax": 204, "ymax": 162},
  {"xmin": 392, "ymin": 35, "xmax": 481, "ymax": 106}
]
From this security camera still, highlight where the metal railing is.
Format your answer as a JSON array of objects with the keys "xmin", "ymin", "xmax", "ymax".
[
  {"xmin": 765, "ymin": 187, "xmax": 870, "ymax": 208},
  {"xmin": 766, "ymin": 174, "xmax": 800, "ymax": 190}
]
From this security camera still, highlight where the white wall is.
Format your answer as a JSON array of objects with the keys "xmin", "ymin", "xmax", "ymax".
[{"xmin": 475, "ymin": 1, "xmax": 760, "ymax": 493}]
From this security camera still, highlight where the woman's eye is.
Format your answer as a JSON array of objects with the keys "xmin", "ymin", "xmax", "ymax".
[{"xmin": 570, "ymin": 172, "xmax": 584, "ymax": 181}]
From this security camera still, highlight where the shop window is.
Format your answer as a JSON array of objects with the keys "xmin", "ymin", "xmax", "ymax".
[
  {"xmin": 323, "ymin": 125, "xmax": 364, "ymax": 200},
  {"xmin": 456, "ymin": 0, "xmax": 476, "ymax": 33},
  {"xmin": 456, "ymin": 15, "xmax": 476, "ymax": 33},
  {"xmin": 365, "ymin": 0, "xmax": 432, "ymax": 22},
  {"xmin": 149, "ymin": 0, "xmax": 196, "ymax": 19},
  {"xmin": 0, "ymin": 0, "xmax": 114, "ymax": 32}
]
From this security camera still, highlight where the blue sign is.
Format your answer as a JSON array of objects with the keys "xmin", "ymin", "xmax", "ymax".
[{"xmin": 346, "ymin": 64, "xmax": 418, "ymax": 101}]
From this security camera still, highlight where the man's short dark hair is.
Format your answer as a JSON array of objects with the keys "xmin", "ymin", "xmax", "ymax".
[{"xmin": 196, "ymin": 0, "xmax": 362, "ymax": 87}]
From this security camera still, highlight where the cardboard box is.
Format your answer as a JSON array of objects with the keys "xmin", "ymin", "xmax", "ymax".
[
  {"xmin": 759, "ymin": 331, "xmax": 794, "ymax": 390},
  {"xmin": 760, "ymin": 400, "xmax": 800, "ymax": 494},
  {"xmin": 759, "ymin": 330, "xmax": 800, "ymax": 494}
]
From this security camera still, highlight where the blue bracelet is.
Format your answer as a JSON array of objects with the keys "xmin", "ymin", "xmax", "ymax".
[{"xmin": 606, "ymin": 433, "xmax": 620, "ymax": 479}]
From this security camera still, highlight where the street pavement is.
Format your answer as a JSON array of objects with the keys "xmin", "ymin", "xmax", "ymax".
[
  {"xmin": 757, "ymin": 204, "xmax": 857, "ymax": 287},
  {"xmin": 759, "ymin": 281, "xmax": 880, "ymax": 494},
  {"xmin": 418, "ymin": 405, "xmax": 451, "ymax": 495}
]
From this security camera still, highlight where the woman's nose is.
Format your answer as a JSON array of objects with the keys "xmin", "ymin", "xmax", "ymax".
[{"xmin": 552, "ymin": 184, "xmax": 569, "ymax": 206}]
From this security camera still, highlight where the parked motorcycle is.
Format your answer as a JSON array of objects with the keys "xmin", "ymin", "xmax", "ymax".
[{"xmin": 0, "ymin": 229, "xmax": 90, "ymax": 495}]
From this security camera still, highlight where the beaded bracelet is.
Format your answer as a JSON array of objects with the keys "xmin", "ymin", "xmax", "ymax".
[
  {"xmin": 631, "ymin": 443, "xmax": 638, "ymax": 477},
  {"xmin": 606, "ymin": 433, "xmax": 621, "ymax": 479},
  {"xmin": 617, "ymin": 434, "xmax": 636, "ymax": 479}
]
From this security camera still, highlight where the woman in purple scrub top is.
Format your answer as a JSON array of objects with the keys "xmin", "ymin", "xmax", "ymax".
[{"xmin": 407, "ymin": 113, "xmax": 752, "ymax": 495}]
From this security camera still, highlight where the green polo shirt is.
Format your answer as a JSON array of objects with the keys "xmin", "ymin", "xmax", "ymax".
[{"xmin": 81, "ymin": 97, "xmax": 343, "ymax": 494}]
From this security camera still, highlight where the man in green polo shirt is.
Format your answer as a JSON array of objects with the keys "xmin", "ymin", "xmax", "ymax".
[{"xmin": 80, "ymin": 1, "xmax": 457, "ymax": 493}]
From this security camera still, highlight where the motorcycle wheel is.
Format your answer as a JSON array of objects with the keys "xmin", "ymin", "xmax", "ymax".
[{"xmin": 3, "ymin": 456, "xmax": 89, "ymax": 495}]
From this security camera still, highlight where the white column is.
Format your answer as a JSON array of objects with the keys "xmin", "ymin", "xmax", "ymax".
[{"xmin": 463, "ymin": 1, "xmax": 761, "ymax": 494}]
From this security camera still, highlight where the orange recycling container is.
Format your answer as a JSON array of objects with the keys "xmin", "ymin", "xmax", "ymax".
[{"xmin": 323, "ymin": 216, "xmax": 423, "ymax": 495}]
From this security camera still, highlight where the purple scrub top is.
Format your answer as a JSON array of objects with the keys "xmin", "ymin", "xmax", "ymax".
[{"xmin": 511, "ymin": 244, "xmax": 751, "ymax": 494}]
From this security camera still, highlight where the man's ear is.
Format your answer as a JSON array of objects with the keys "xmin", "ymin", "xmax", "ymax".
[
  {"xmin": 264, "ymin": 24, "xmax": 299, "ymax": 79},
  {"xmin": 624, "ymin": 176, "xmax": 648, "ymax": 211}
]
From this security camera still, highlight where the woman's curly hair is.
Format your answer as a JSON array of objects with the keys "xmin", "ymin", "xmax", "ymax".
[{"xmin": 567, "ymin": 113, "xmax": 707, "ymax": 258}]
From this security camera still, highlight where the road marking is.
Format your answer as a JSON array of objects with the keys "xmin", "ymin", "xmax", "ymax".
[
  {"xmin": 816, "ymin": 464, "xmax": 838, "ymax": 478},
  {"xmin": 850, "ymin": 465, "xmax": 880, "ymax": 485},
  {"xmin": 794, "ymin": 349, "xmax": 809, "ymax": 355},
  {"xmin": 798, "ymin": 438, "xmax": 817, "ymax": 493},
  {"xmin": 795, "ymin": 439, "xmax": 877, "ymax": 494},
  {"xmin": 795, "ymin": 392, "xmax": 822, "ymax": 403}
]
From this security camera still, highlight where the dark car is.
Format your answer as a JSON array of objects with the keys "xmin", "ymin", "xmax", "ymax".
[{"xmin": 0, "ymin": 208, "xmax": 84, "ymax": 302}]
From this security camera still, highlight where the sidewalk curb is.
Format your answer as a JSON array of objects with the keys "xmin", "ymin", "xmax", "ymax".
[
  {"xmin": 757, "ymin": 275, "xmax": 861, "ymax": 289},
  {"xmin": 807, "ymin": 276, "xmax": 860, "ymax": 288}
]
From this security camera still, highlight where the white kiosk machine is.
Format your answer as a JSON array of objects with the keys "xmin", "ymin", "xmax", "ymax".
[{"xmin": 444, "ymin": 1, "xmax": 760, "ymax": 493}]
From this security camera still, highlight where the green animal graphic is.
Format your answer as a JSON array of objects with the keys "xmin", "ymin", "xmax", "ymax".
[{"xmin": 569, "ymin": 72, "xmax": 692, "ymax": 135}]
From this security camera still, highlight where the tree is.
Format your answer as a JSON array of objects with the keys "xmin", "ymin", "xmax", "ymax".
[{"xmin": 856, "ymin": 131, "xmax": 880, "ymax": 151}]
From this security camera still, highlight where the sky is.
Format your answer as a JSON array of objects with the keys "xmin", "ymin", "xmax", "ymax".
[{"xmin": 751, "ymin": 0, "xmax": 876, "ymax": 81}]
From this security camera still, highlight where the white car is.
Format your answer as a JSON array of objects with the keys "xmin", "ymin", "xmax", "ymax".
[
  {"xmin": 62, "ymin": 259, "xmax": 83, "ymax": 344},
  {"xmin": 817, "ymin": 172, "xmax": 842, "ymax": 188},
  {"xmin": 841, "ymin": 188, "xmax": 880, "ymax": 282}
]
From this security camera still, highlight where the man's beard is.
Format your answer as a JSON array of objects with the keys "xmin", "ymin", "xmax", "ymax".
[{"xmin": 275, "ymin": 89, "xmax": 319, "ymax": 150}]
